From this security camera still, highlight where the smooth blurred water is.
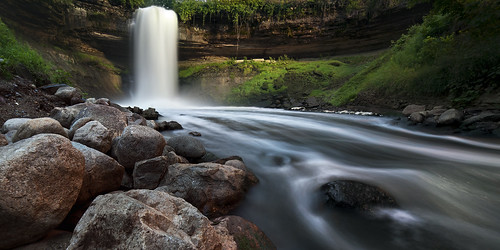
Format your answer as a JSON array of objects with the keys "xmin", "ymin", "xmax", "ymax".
[
  {"xmin": 157, "ymin": 107, "xmax": 500, "ymax": 250},
  {"xmin": 131, "ymin": 6, "xmax": 178, "ymax": 101}
]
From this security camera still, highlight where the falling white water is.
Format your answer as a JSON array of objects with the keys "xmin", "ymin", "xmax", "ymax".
[{"xmin": 132, "ymin": 6, "xmax": 178, "ymax": 102}]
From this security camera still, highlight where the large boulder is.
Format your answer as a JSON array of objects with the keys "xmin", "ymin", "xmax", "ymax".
[
  {"xmin": 133, "ymin": 152, "xmax": 183, "ymax": 190},
  {"xmin": 0, "ymin": 134, "xmax": 85, "ymax": 249},
  {"xmin": 321, "ymin": 180, "xmax": 397, "ymax": 213},
  {"xmin": 113, "ymin": 125, "xmax": 166, "ymax": 170},
  {"xmin": 12, "ymin": 117, "xmax": 67, "ymax": 142},
  {"xmin": 67, "ymin": 190, "xmax": 237, "ymax": 250},
  {"xmin": 402, "ymin": 104, "xmax": 426, "ymax": 116},
  {"xmin": 50, "ymin": 103, "xmax": 88, "ymax": 128},
  {"xmin": 167, "ymin": 135, "xmax": 206, "ymax": 159},
  {"xmin": 156, "ymin": 162, "xmax": 257, "ymax": 218},
  {"xmin": 1, "ymin": 118, "xmax": 31, "ymax": 133},
  {"xmin": 72, "ymin": 121, "xmax": 113, "ymax": 153},
  {"xmin": 72, "ymin": 142, "xmax": 125, "ymax": 205},
  {"xmin": 213, "ymin": 216, "xmax": 276, "ymax": 250},
  {"xmin": 437, "ymin": 109, "xmax": 464, "ymax": 126},
  {"xmin": 74, "ymin": 104, "xmax": 128, "ymax": 139}
]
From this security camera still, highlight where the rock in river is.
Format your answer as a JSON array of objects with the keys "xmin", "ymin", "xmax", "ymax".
[{"xmin": 321, "ymin": 180, "xmax": 397, "ymax": 213}]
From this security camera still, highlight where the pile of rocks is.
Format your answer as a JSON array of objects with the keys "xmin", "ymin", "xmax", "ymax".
[
  {"xmin": 0, "ymin": 86, "xmax": 274, "ymax": 249},
  {"xmin": 402, "ymin": 104, "xmax": 500, "ymax": 135}
]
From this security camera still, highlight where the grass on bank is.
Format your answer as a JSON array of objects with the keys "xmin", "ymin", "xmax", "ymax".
[
  {"xmin": 0, "ymin": 18, "xmax": 70, "ymax": 86},
  {"xmin": 180, "ymin": 0, "xmax": 500, "ymax": 108},
  {"xmin": 179, "ymin": 55, "xmax": 379, "ymax": 106}
]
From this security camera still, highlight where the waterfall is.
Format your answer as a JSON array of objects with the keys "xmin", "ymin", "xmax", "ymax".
[{"xmin": 132, "ymin": 6, "xmax": 178, "ymax": 101}]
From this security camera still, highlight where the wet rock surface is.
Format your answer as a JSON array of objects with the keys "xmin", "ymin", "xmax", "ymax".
[{"xmin": 321, "ymin": 180, "xmax": 398, "ymax": 213}]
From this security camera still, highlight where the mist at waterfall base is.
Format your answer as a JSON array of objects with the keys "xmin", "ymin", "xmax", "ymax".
[{"xmin": 124, "ymin": 6, "xmax": 500, "ymax": 250}]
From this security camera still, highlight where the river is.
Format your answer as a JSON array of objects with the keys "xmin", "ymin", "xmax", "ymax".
[{"xmin": 156, "ymin": 106, "xmax": 500, "ymax": 250}]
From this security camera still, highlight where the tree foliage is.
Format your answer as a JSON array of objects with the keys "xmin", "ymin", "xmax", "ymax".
[{"xmin": 140, "ymin": 0, "xmax": 406, "ymax": 26}]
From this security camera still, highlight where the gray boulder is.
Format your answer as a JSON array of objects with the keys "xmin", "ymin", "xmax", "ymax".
[
  {"xmin": 113, "ymin": 125, "xmax": 166, "ymax": 170},
  {"xmin": 157, "ymin": 162, "xmax": 257, "ymax": 218},
  {"xmin": 68, "ymin": 117, "xmax": 94, "ymax": 140},
  {"xmin": 72, "ymin": 121, "xmax": 113, "ymax": 153},
  {"xmin": 402, "ymin": 104, "xmax": 426, "ymax": 116},
  {"xmin": 54, "ymin": 86, "xmax": 82, "ymax": 105},
  {"xmin": 437, "ymin": 109, "xmax": 464, "ymax": 126},
  {"xmin": 132, "ymin": 152, "xmax": 183, "ymax": 190},
  {"xmin": 50, "ymin": 104, "xmax": 88, "ymax": 128},
  {"xmin": 74, "ymin": 104, "xmax": 128, "ymax": 139},
  {"xmin": 12, "ymin": 117, "xmax": 67, "ymax": 143},
  {"xmin": 321, "ymin": 180, "xmax": 397, "ymax": 212},
  {"xmin": 72, "ymin": 142, "xmax": 125, "ymax": 205},
  {"xmin": 126, "ymin": 112, "xmax": 147, "ymax": 126},
  {"xmin": 67, "ymin": 190, "xmax": 237, "ymax": 250},
  {"xmin": 146, "ymin": 120, "xmax": 159, "ymax": 130},
  {"xmin": 1, "ymin": 118, "xmax": 31, "ymax": 133},
  {"xmin": 0, "ymin": 134, "xmax": 85, "ymax": 249},
  {"xmin": 409, "ymin": 112, "xmax": 426, "ymax": 123},
  {"xmin": 167, "ymin": 135, "xmax": 206, "ymax": 159}
]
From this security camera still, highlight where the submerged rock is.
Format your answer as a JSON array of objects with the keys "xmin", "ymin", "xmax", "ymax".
[{"xmin": 321, "ymin": 180, "xmax": 397, "ymax": 213}]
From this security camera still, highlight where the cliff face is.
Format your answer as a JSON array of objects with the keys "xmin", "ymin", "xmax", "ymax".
[
  {"xmin": 178, "ymin": 3, "xmax": 431, "ymax": 60},
  {"xmin": 0, "ymin": 1, "xmax": 429, "ymax": 98},
  {"xmin": 0, "ymin": 0, "xmax": 132, "ymax": 98}
]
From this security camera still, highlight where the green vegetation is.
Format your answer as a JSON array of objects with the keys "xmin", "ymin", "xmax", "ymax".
[
  {"xmin": 76, "ymin": 52, "xmax": 121, "ymax": 74},
  {"xmin": 179, "ymin": 55, "xmax": 377, "ymax": 105},
  {"xmin": 332, "ymin": 0, "xmax": 500, "ymax": 107},
  {"xmin": 181, "ymin": 0, "xmax": 499, "ymax": 108},
  {"xmin": 0, "ymin": 19, "xmax": 70, "ymax": 86},
  {"xmin": 145, "ymin": 0, "xmax": 405, "ymax": 26}
]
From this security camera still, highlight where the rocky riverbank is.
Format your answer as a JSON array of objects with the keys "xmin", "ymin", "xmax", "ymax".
[{"xmin": 0, "ymin": 81, "xmax": 275, "ymax": 249}]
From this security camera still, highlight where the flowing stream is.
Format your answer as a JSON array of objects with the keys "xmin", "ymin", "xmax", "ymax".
[
  {"xmin": 128, "ymin": 6, "xmax": 500, "ymax": 249},
  {"xmin": 156, "ymin": 107, "xmax": 500, "ymax": 250}
]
